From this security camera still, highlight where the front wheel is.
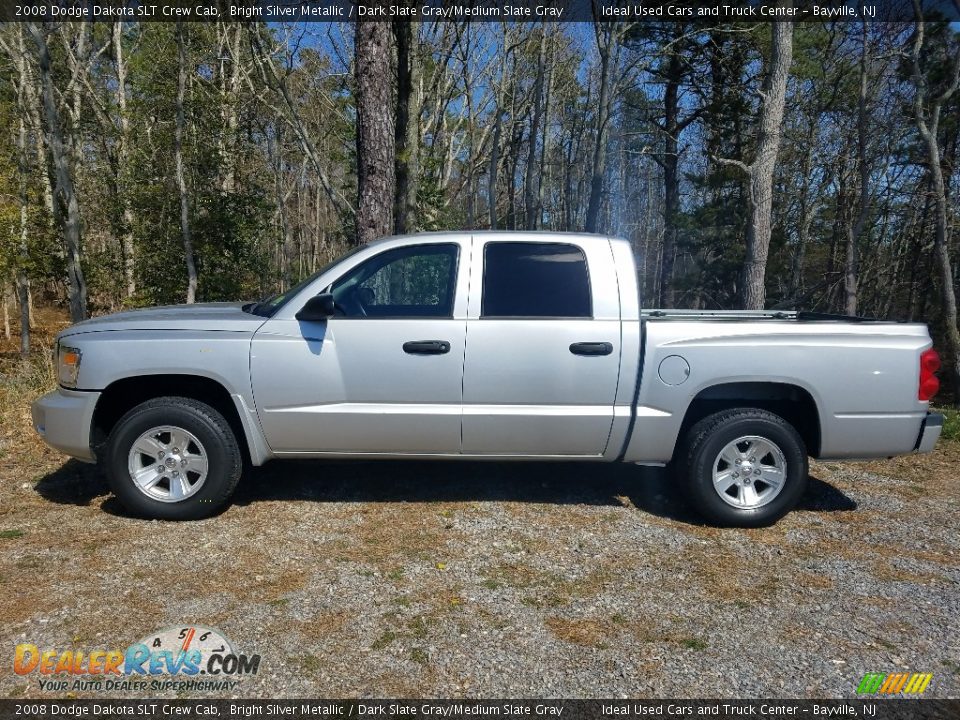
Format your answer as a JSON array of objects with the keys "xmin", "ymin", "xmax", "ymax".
[
  {"xmin": 679, "ymin": 408, "xmax": 808, "ymax": 527},
  {"xmin": 104, "ymin": 397, "xmax": 242, "ymax": 520}
]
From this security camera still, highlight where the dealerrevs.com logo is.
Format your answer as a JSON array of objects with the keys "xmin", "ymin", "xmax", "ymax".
[{"xmin": 14, "ymin": 625, "xmax": 260, "ymax": 693}]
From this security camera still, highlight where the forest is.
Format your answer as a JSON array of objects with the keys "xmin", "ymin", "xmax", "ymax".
[{"xmin": 0, "ymin": 12, "xmax": 959, "ymax": 400}]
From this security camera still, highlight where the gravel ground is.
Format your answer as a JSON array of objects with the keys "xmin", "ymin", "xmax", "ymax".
[{"xmin": 1, "ymin": 429, "xmax": 959, "ymax": 699}]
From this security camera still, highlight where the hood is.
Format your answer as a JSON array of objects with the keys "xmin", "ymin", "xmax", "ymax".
[{"xmin": 58, "ymin": 302, "xmax": 268, "ymax": 338}]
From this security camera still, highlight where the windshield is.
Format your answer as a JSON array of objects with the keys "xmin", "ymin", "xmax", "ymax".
[{"xmin": 245, "ymin": 246, "xmax": 366, "ymax": 317}]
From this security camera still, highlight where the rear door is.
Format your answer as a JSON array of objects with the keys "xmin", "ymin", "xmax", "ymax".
[{"xmin": 461, "ymin": 237, "xmax": 622, "ymax": 457}]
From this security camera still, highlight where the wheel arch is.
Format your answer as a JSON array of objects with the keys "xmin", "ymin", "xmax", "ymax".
[
  {"xmin": 675, "ymin": 381, "xmax": 821, "ymax": 460},
  {"xmin": 91, "ymin": 374, "xmax": 269, "ymax": 466}
]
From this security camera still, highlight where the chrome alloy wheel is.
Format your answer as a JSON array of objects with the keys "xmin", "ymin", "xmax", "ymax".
[
  {"xmin": 712, "ymin": 435, "xmax": 787, "ymax": 509},
  {"xmin": 126, "ymin": 425, "xmax": 209, "ymax": 503}
]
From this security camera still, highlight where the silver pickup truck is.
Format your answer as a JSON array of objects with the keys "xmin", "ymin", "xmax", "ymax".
[{"xmin": 32, "ymin": 232, "xmax": 944, "ymax": 526}]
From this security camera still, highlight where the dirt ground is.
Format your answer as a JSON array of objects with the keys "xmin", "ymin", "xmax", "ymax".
[{"xmin": 1, "ymin": 310, "xmax": 958, "ymax": 699}]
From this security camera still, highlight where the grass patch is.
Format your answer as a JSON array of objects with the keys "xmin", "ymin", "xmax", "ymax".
[
  {"xmin": 295, "ymin": 654, "xmax": 324, "ymax": 674},
  {"xmin": 679, "ymin": 637, "xmax": 708, "ymax": 651},
  {"xmin": 0, "ymin": 529, "xmax": 24, "ymax": 539},
  {"xmin": 410, "ymin": 647, "xmax": 429, "ymax": 665},
  {"xmin": 943, "ymin": 659, "xmax": 960, "ymax": 676},
  {"xmin": 545, "ymin": 617, "xmax": 611, "ymax": 648},
  {"xmin": 407, "ymin": 616, "xmax": 431, "ymax": 639},
  {"xmin": 371, "ymin": 630, "xmax": 399, "ymax": 651},
  {"xmin": 521, "ymin": 593, "xmax": 566, "ymax": 609},
  {"xmin": 935, "ymin": 407, "xmax": 960, "ymax": 441}
]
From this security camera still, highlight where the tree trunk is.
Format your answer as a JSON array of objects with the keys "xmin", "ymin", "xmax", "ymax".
[
  {"xmin": 585, "ymin": 24, "xmax": 616, "ymax": 234},
  {"xmin": 657, "ymin": 45, "xmax": 684, "ymax": 307},
  {"xmin": 355, "ymin": 17, "xmax": 395, "ymax": 245},
  {"xmin": 845, "ymin": 24, "xmax": 873, "ymax": 317},
  {"xmin": 217, "ymin": 22, "xmax": 242, "ymax": 194},
  {"xmin": 3, "ymin": 284, "xmax": 9, "ymax": 340},
  {"xmin": 488, "ymin": 109, "xmax": 501, "ymax": 229},
  {"xmin": 175, "ymin": 22, "xmax": 198, "ymax": 303},
  {"xmin": 27, "ymin": 22, "xmax": 87, "ymax": 322},
  {"xmin": 113, "ymin": 22, "xmax": 136, "ymax": 298},
  {"xmin": 909, "ymin": 10, "xmax": 960, "ymax": 405},
  {"xmin": 524, "ymin": 29, "xmax": 546, "ymax": 230},
  {"xmin": 16, "ymin": 114, "xmax": 31, "ymax": 356},
  {"xmin": 740, "ymin": 10, "xmax": 793, "ymax": 310},
  {"xmin": 393, "ymin": 18, "xmax": 420, "ymax": 235},
  {"xmin": 11, "ymin": 28, "xmax": 32, "ymax": 355}
]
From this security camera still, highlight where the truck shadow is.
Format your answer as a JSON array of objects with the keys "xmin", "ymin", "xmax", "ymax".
[{"xmin": 32, "ymin": 458, "xmax": 856, "ymax": 525}]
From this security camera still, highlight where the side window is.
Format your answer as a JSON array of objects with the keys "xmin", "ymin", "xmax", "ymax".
[
  {"xmin": 330, "ymin": 244, "xmax": 459, "ymax": 318},
  {"xmin": 482, "ymin": 242, "xmax": 592, "ymax": 318}
]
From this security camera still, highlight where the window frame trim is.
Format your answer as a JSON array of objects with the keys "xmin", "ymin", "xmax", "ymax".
[
  {"xmin": 326, "ymin": 242, "xmax": 462, "ymax": 321},
  {"xmin": 479, "ymin": 240, "xmax": 594, "ymax": 320}
]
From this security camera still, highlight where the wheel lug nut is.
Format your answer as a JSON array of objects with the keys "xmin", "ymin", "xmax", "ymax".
[
  {"xmin": 181, "ymin": 459, "xmax": 187, "ymax": 467},
  {"xmin": 172, "ymin": 447, "xmax": 180, "ymax": 454},
  {"xmin": 733, "ymin": 472, "xmax": 739, "ymax": 478},
  {"xmin": 158, "ymin": 451, "xmax": 165, "ymax": 458},
  {"xmin": 735, "ymin": 459, "xmax": 741, "ymax": 465},
  {"xmin": 754, "ymin": 469, "xmax": 761, "ymax": 475},
  {"xmin": 749, "ymin": 457, "xmax": 755, "ymax": 462},
  {"xmin": 173, "ymin": 470, "xmax": 179, "ymax": 477}
]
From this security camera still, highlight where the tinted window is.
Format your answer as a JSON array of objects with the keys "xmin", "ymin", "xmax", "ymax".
[
  {"xmin": 331, "ymin": 244, "xmax": 458, "ymax": 318},
  {"xmin": 482, "ymin": 242, "xmax": 591, "ymax": 318}
]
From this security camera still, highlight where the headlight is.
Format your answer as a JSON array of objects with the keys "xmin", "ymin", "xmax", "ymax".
[{"xmin": 57, "ymin": 343, "xmax": 82, "ymax": 388}]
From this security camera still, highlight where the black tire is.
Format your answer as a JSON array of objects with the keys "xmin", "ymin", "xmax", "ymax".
[
  {"xmin": 103, "ymin": 397, "xmax": 242, "ymax": 520},
  {"xmin": 679, "ymin": 408, "xmax": 808, "ymax": 527}
]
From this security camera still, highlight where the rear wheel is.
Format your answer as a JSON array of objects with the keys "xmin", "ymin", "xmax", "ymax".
[
  {"xmin": 680, "ymin": 408, "xmax": 808, "ymax": 527},
  {"xmin": 104, "ymin": 397, "xmax": 242, "ymax": 520}
]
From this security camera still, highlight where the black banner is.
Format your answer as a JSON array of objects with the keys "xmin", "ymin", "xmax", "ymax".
[
  {"xmin": 1, "ymin": 0, "xmax": 960, "ymax": 23},
  {"xmin": 2, "ymin": 701, "xmax": 960, "ymax": 720}
]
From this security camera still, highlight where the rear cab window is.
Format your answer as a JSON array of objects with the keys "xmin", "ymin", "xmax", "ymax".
[{"xmin": 481, "ymin": 242, "xmax": 592, "ymax": 318}]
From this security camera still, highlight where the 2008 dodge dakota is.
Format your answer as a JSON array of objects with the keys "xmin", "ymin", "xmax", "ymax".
[{"xmin": 32, "ymin": 232, "xmax": 944, "ymax": 525}]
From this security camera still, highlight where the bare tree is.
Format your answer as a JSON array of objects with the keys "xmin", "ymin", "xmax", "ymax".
[
  {"xmin": 0, "ymin": 26, "xmax": 40, "ymax": 353},
  {"xmin": 844, "ymin": 23, "xmax": 875, "ymax": 316},
  {"xmin": 585, "ymin": 20, "xmax": 620, "ymax": 233},
  {"xmin": 113, "ymin": 23, "xmax": 137, "ymax": 298},
  {"xmin": 174, "ymin": 22, "xmax": 198, "ymax": 303},
  {"xmin": 393, "ymin": 17, "xmax": 420, "ymax": 234},
  {"xmin": 216, "ymin": 21, "xmax": 244, "ymax": 194},
  {"xmin": 524, "ymin": 27, "xmax": 547, "ymax": 230},
  {"xmin": 909, "ymin": 5, "xmax": 960, "ymax": 405},
  {"xmin": 715, "ymin": 7, "xmax": 794, "ymax": 309},
  {"xmin": 247, "ymin": 25, "xmax": 354, "ymax": 218},
  {"xmin": 27, "ymin": 22, "xmax": 87, "ymax": 321},
  {"xmin": 355, "ymin": 16, "xmax": 395, "ymax": 245}
]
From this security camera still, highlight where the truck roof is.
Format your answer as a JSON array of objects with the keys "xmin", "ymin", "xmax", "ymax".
[{"xmin": 368, "ymin": 230, "xmax": 622, "ymax": 247}]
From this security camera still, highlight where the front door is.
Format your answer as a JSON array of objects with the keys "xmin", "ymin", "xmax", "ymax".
[{"xmin": 251, "ymin": 242, "xmax": 466, "ymax": 455}]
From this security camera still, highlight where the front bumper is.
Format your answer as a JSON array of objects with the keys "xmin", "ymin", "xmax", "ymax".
[
  {"xmin": 31, "ymin": 388, "xmax": 100, "ymax": 463},
  {"xmin": 915, "ymin": 412, "xmax": 944, "ymax": 453}
]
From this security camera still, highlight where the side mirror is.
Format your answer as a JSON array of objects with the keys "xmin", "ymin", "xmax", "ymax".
[{"xmin": 295, "ymin": 293, "xmax": 336, "ymax": 321}]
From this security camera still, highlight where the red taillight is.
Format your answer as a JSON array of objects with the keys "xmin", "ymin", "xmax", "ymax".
[{"xmin": 919, "ymin": 348, "xmax": 940, "ymax": 401}]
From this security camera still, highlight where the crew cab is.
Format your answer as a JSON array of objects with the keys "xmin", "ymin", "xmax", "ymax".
[{"xmin": 32, "ymin": 232, "xmax": 944, "ymax": 526}]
